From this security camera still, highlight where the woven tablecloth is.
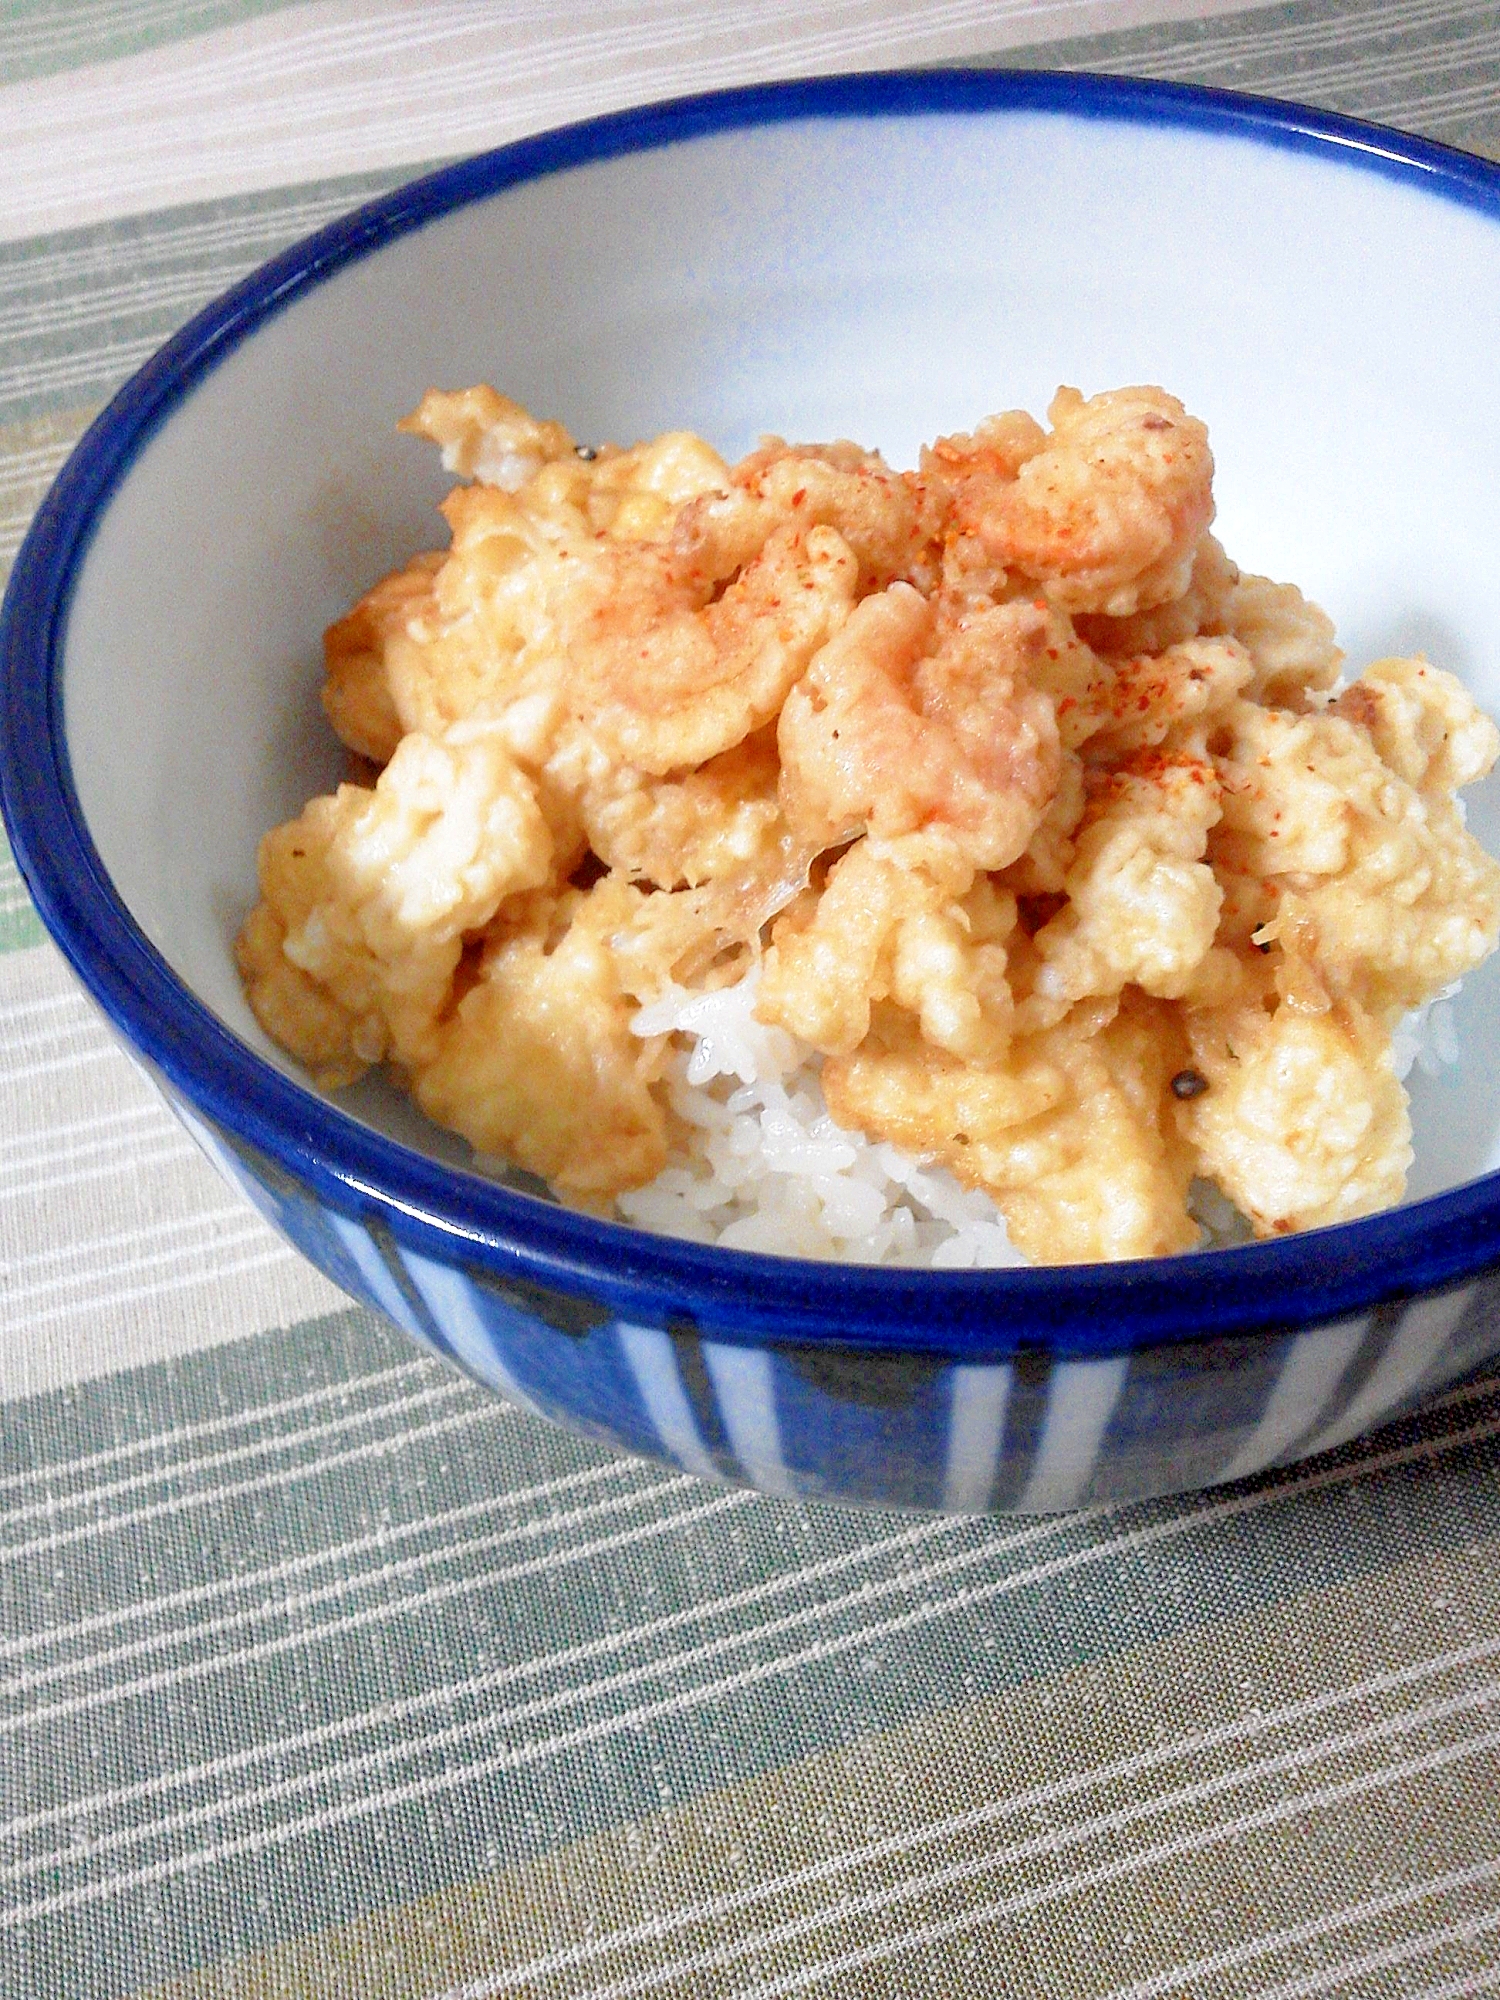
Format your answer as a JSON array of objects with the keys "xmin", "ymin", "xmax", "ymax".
[{"xmin": 4, "ymin": 3, "xmax": 1500, "ymax": 1994}]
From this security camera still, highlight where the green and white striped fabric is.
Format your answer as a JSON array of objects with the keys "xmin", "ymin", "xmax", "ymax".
[{"xmin": 4, "ymin": 3, "xmax": 1500, "ymax": 1993}]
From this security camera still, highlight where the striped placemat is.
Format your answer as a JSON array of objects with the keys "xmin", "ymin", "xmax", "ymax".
[{"xmin": 4, "ymin": 2, "xmax": 1500, "ymax": 1994}]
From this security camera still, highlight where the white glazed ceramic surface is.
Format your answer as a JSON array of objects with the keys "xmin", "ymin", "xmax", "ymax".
[{"xmin": 57, "ymin": 92, "xmax": 1500, "ymax": 1200}]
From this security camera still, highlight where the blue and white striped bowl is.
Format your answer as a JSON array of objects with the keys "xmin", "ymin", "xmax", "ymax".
[{"xmin": 6, "ymin": 71, "xmax": 1500, "ymax": 1512}]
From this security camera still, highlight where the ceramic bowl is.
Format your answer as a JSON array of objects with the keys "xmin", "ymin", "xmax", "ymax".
[{"xmin": 6, "ymin": 70, "xmax": 1500, "ymax": 1513}]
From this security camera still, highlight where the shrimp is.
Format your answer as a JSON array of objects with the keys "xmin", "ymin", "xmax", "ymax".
[
  {"xmin": 1073, "ymin": 534, "xmax": 1240, "ymax": 660},
  {"xmin": 969, "ymin": 386, "xmax": 1215, "ymax": 618},
  {"xmin": 344, "ymin": 407, "xmax": 733, "ymax": 762},
  {"xmin": 777, "ymin": 584, "xmax": 1061, "ymax": 870},
  {"xmin": 561, "ymin": 522, "xmax": 859, "ymax": 775},
  {"xmin": 712, "ymin": 438, "xmax": 946, "ymax": 591},
  {"xmin": 1004, "ymin": 601, "xmax": 1252, "ymax": 763},
  {"xmin": 1067, "ymin": 635, "xmax": 1256, "ymax": 762}
]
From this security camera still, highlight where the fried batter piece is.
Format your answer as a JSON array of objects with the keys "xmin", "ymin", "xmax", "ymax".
[
  {"xmin": 758, "ymin": 833, "xmax": 1015, "ymax": 1062},
  {"xmin": 240, "ymin": 382, "xmax": 1500, "ymax": 1260},
  {"xmin": 1073, "ymin": 535, "xmax": 1239, "ymax": 659},
  {"xmin": 324, "ymin": 399, "xmax": 734, "ymax": 772},
  {"xmin": 1212, "ymin": 680, "xmax": 1500, "ymax": 1015},
  {"xmin": 322, "ymin": 551, "xmax": 445, "ymax": 764},
  {"xmin": 1225, "ymin": 572, "xmax": 1344, "ymax": 710},
  {"xmin": 952, "ymin": 386, "xmax": 1216, "ymax": 618},
  {"xmin": 413, "ymin": 879, "xmax": 672, "ymax": 1202},
  {"xmin": 1334, "ymin": 655, "xmax": 1500, "ymax": 795},
  {"xmin": 401, "ymin": 385, "xmax": 577, "ymax": 489},
  {"xmin": 824, "ymin": 994, "xmax": 1200, "ymax": 1263},
  {"xmin": 777, "ymin": 587, "xmax": 1061, "ymax": 868},
  {"xmin": 1180, "ymin": 984, "xmax": 1412, "ymax": 1236},
  {"xmin": 1018, "ymin": 754, "xmax": 1227, "ymax": 1033},
  {"xmin": 579, "ymin": 729, "xmax": 788, "ymax": 890},
  {"xmin": 1069, "ymin": 637, "xmax": 1254, "ymax": 763},
  {"xmin": 237, "ymin": 722, "xmax": 553, "ymax": 1085},
  {"xmin": 1175, "ymin": 663, "xmax": 1500, "ymax": 1235}
]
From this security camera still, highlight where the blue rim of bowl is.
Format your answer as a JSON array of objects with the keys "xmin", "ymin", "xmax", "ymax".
[{"xmin": 5, "ymin": 66, "xmax": 1500, "ymax": 1358}]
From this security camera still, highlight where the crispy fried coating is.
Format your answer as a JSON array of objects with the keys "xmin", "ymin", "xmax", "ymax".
[
  {"xmin": 1071, "ymin": 636, "xmax": 1254, "ymax": 763},
  {"xmin": 325, "ymin": 411, "xmax": 733, "ymax": 770},
  {"xmin": 921, "ymin": 409, "xmax": 1048, "ymax": 604},
  {"xmin": 401, "ymin": 385, "xmax": 577, "ymax": 489},
  {"xmin": 758, "ymin": 833, "xmax": 1015, "ymax": 1061},
  {"xmin": 579, "ymin": 729, "xmax": 787, "ymax": 890},
  {"xmin": 777, "ymin": 586, "xmax": 1061, "ymax": 869},
  {"xmin": 962, "ymin": 386, "xmax": 1216, "ymax": 618},
  {"xmin": 1018, "ymin": 753, "xmax": 1226, "ymax": 1032},
  {"xmin": 560, "ymin": 522, "xmax": 859, "ymax": 775},
  {"xmin": 824, "ymin": 994, "xmax": 1200, "ymax": 1263},
  {"xmin": 414, "ymin": 881, "xmax": 670, "ymax": 1200},
  {"xmin": 1073, "ymin": 534, "xmax": 1240, "ymax": 658},
  {"xmin": 1180, "ymin": 993, "xmax": 1411, "ymax": 1235},
  {"xmin": 720, "ymin": 438, "xmax": 946, "ymax": 591},
  {"xmin": 241, "ymin": 384, "xmax": 1500, "ymax": 1256},
  {"xmin": 236, "ymin": 890, "xmax": 374, "ymax": 1090},
  {"xmin": 1212, "ymin": 683, "xmax": 1500, "ymax": 1016},
  {"xmin": 1225, "ymin": 571, "xmax": 1344, "ymax": 710},
  {"xmin": 237, "ymin": 723, "xmax": 553, "ymax": 1085},
  {"xmin": 1334, "ymin": 655, "xmax": 1500, "ymax": 794},
  {"xmin": 322, "ymin": 551, "xmax": 444, "ymax": 764}
]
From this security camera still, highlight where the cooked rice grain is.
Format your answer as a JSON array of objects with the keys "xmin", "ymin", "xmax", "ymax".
[
  {"xmin": 622, "ymin": 973, "xmax": 1023, "ymax": 1267},
  {"xmin": 620, "ymin": 972, "xmax": 1459, "ymax": 1263}
]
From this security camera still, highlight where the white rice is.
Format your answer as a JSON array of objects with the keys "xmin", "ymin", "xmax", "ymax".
[
  {"xmin": 619, "ymin": 970, "xmax": 1024, "ymax": 1267},
  {"xmin": 1391, "ymin": 983, "xmax": 1462, "ymax": 1080},
  {"xmin": 613, "ymin": 970, "xmax": 1463, "ymax": 1264}
]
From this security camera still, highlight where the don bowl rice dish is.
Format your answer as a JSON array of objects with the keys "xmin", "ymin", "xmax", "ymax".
[{"xmin": 236, "ymin": 384, "xmax": 1500, "ymax": 1266}]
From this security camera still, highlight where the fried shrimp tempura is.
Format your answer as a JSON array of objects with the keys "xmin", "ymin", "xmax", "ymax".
[
  {"xmin": 560, "ymin": 520, "xmax": 858, "ymax": 774},
  {"xmin": 777, "ymin": 587, "xmax": 1061, "ymax": 869},
  {"xmin": 933, "ymin": 386, "xmax": 1216, "ymax": 619},
  {"xmin": 239, "ymin": 383, "xmax": 1500, "ymax": 1260}
]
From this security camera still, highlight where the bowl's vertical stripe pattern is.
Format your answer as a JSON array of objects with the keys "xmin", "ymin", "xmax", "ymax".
[
  {"xmin": 699, "ymin": 1342, "xmax": 800, "ymax": 1498},
  {"xmin": 158, "ymin": 1072, "xmax": 1500, "ymax": 1511},
  {"xmin": 1213, "ymin": 1316, "xmax": 1372, "ymax": 1482},
  {"xmin": 1298, "ymin": 1287, "xmax": 1477, "ymax": 1460},
  {"xmin": 940, "ymin": 1362, "xmax": 1014, "ymax": 1512}
]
